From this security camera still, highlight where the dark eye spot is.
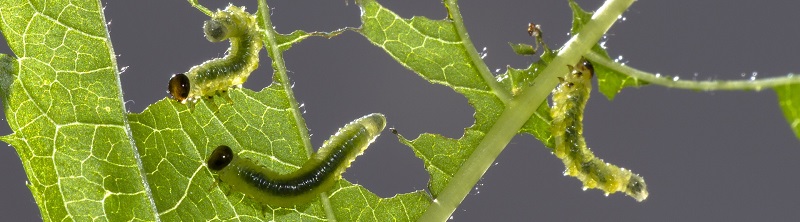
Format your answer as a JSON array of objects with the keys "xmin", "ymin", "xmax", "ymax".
[
  {"xmin": 566, "ymin": 82, "xmax": 574, "ymax": 88},
  {"xmin": 168, "ymin": 73, "xmax": 191, "ymax": 101},
  {"xmin": 207, "ymin": 145, "xmax": 234, "ymax": 171}
]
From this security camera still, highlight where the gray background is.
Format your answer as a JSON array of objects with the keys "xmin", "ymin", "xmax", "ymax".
[{"xmin": 1, "ymin": 0, "xmax": 799, "ymax": 221}]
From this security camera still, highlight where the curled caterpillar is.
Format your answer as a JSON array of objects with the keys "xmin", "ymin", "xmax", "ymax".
[
  {"xmin": 206, "ymin": 113, "xmax": 386, "ymax": 207},
  {"xmin": 550, "ymin": 60, "xmax": 648, "ymax": 201},
  {"xmin": 168, "ymin": 5, "xmax": 261, "ymax": 105}
]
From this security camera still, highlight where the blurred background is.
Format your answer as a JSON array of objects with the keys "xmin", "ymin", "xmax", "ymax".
[{"xmin": 1, "ymin": 0, "xmax": 798, "ymax": 221}]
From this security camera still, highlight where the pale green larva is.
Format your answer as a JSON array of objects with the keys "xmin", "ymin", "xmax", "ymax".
[
  {"xmin": 550, "ymin": 60, "xmax": 648, "ymax": 202},
  {"xmin": 206, "ymin": 113, "xmax": 386, "ymax": 207},
  {"xmin": 168, "ymin": 5, "xmax": 261, "ymax": 105}
]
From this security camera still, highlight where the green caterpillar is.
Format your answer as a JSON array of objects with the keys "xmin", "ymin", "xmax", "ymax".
[
  {"xmin": 206, "ymin": 113, "xmax": 386, "ymax": 207},
  {"xmin": 168, "ymin": 5, "xmax": 261, "ymax": 105},
  {"xmin": 550, "ymin": 60, "xmax": 648, "ymax": 201}
]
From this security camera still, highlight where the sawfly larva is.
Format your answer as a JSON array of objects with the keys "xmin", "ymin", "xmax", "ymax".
[
  {"xmin": 206, "ymin": 113, "xmax": 386, "ymax": 207},
  {"xmin": 168, "ymin": 5, "xmax": 261, "ymax": 105},
  {"xmin": 550, "ymin": 60, "xmax": 648, "ymax": 201}
]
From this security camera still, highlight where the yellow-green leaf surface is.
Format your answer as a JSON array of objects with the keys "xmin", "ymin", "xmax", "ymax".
[
  {"xmin": 0, "ymin": 0, "xmax": 430, "ymax": 221},
  {"xmin": 0, "ymin": 1, "xmax": 156, "ymax": 221},
  {"xmin": 777, "ymin": 83, "xmax": 800, "ymax": 139},
  {"xmin": 128, "ymin": 90, "xmax": 429, "ymax": 221}
]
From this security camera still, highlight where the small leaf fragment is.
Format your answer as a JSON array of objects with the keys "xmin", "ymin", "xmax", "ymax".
[
  {"xmin": 776, "ymin": 83, "xmax": 800, "ymax": 140},
  {"xmin": 509, "ymin": 42, "xmax": 537, "ymax": 56}
]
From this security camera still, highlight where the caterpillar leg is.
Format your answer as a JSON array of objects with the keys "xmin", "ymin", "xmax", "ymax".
[
  {"xmin": 218, "ymin": 89, "xmax": 234, "ymax": 104},
  {"xmin": 183, "ymin": 99, "xmax": 197, "ymax": 112},
  {"xmin": 207, "ymin": 177, "xmax": 221, "ymax": 193},
  {"xmin": 204, "ymin": 97, "xmax": 221, "ymax": 113}
]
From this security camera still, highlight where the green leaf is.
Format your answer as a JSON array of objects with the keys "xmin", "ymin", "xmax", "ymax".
[
  {"xmin": 0, "ymin": 0, "xmax": 430, "ymax": 221},
  {"xmin": 776, "ymin": 83, "xmax": 800, "ymax": 140},
  {"xmin": 568, "ymin": 0, "xmax": 647, "ymax": 100},
  {"xmin": 0, "ymin": 1, "xmax": 156, "ymax": 220},
  {"xmin": 508, "ymin": 42, "xmax": 537, "ymax": 56},
  {"xmin": 1, "ymin": 0, "xmax": 693, "ymax": 220},
  {"xmin": 127, "ymin": 90, "xmax": 429, "ymax": 221},
  {"xmin": 356, "ymin": 0, "xmax": 554, "ymax": 196}
]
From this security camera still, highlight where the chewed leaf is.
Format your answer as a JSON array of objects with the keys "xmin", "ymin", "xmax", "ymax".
[
  {"xmin": 205, "ymin": 114, "xmax": 386, "ymax": 207},
  {"xmin": 276, "ymin": 30, "xmax": 315, "ymax": 51},
  {"xmin": 499, "ymin": 61, "xmax": 556, "ymax": 148},
  {"xmin": 129, "ymin": 87, "xmax": 430, "ymax": 220},
  {"xmin": 0, "ymin": 0, "xmax": 430, "ymax": 220},
  {"xmin": 356, "ymin": 0, "xmax": 553, "ymax": 196},
  {"xmin": 499, "ymin": 48, "xmax": 555, "ymax": 96},
  {"xmin": 567, "ymin": 0, "xmax": 647, "ymax": 100},
  {"xmin": 274, "ymin": 29, "xmax": 347, "ymax": 52},
  {"xmin": 776, "ymin": 83, "xmax": 800, "ymax": 140},
  {"xmin": 499, "ymin": 45, "xmax": 557, "ymax": 147}
]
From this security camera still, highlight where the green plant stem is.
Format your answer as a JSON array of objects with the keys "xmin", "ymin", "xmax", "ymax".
[
  {"xmin": 187, "ymin": 0, "xmax": 212, "ymax": 16},
  {"xmin": 257, "ymin": 1, "xmax": 336, "ymax": 220},
  {"xmin": 418, "ymin": 0, "xmax": 635, "ymax": 221},
  {"xmin": 445, "ymin": 0, "xmax": 512, "ymax": 103},
  {"xmin": 585, "ymin": 51, "xmax": 800, "ymax": 91}
]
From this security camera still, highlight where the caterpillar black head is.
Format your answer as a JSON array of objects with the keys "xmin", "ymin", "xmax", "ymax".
[
  {"xmin": 207, "ymin": 145, "xmax": 234, "ymax": 171},
  {"xmin": 567, "ymin": 60, "xmax": 594, "ymax": 79},
  {"xmin": 168, "ymin": 73, "xmax": 191, "ymax": 102},
  {"xmin": 581, "ymin": 59, "xmax": 594, "ymax": 78}
]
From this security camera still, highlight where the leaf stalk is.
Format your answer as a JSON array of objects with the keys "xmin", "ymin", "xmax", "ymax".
[{"xmin": 585, "ymin": 51, "xmax": 800, "ymax": 91}]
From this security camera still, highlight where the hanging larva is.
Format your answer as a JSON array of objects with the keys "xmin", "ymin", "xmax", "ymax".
[
  {"xmin": 550, "ymin": 60, "xmax": 648, "ymax": 201},
  {"xmin": 168, "ymin": 5, "xmax": 261, "ymax": 105},
  {"xmin": 206, "ymin": 113, "xmax": 386, "ymax": 207}
]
